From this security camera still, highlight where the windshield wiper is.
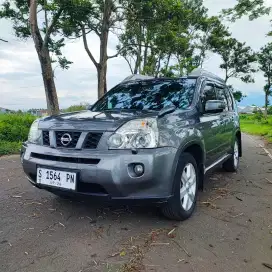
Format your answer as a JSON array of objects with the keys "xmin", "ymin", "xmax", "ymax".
[{"xmin": 158, "ymin": 105, "xmax": 176, "ymax": 118}]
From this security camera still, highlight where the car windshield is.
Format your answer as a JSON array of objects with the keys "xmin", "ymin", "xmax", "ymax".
[{"xmin": 92, "ymin": 78, "xmax": 197, "ymax": 111}]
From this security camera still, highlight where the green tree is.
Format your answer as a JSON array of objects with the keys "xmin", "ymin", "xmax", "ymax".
[
  {"xmin": 223, "ymin": 0, "xmax": 271, "ymax": 21},
  {"xmin": 118, "ymin": 0, "xmax": 211, "ymax": 78},
  {"xmin": 258, "ymin": 43, "xmax": 272, "ymax": 117},
  {"xmin": 194, "ymin": 16, "xmax": 230, "ymax": 68},
  {"xmin": 0, "ymin": 0, "xmax": 73, "ymax": 115},
  {"xmin": 228, "ymin": 85, "xmax": 246, "ymax": 102},
  {"xmin": 61, "ymin": 0, "xmax": 128, "ymax": 98},
  {"xmin": 210, "ymin": 37, "xmax": 256, "ymax": 83}
]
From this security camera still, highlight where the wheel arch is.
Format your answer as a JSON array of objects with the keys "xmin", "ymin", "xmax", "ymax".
[{"xmin": 171, "ymin": 140, "xmax": 205, "ymax": 192}]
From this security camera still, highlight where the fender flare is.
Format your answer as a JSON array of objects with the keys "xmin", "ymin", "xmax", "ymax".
[{"xmin": 170, "ymin": 138, "xmax": 206, "ymax": 194}]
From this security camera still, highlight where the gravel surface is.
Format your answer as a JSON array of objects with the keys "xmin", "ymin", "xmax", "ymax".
[{"xmin": 0, "ymin": 134, "xmax": 271, "ymax": 272}]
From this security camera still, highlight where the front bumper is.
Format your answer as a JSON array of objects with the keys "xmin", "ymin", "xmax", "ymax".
[{"xmin": 21, "ymin": 143, "xmax": 178, "ymax": 204}]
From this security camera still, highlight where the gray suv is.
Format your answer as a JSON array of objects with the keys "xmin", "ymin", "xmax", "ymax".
[{"xmin": 21, "ymin": 69, "xmax": 241, "ymax": 221}]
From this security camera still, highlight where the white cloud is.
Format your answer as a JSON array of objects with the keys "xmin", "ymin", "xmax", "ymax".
[{"xmin": 0, "ymin": 0, "xmax": 272, "ymax": 110}]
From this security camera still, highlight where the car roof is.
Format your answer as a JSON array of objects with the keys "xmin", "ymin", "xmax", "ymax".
[{"xmin": 120, "ymin": 69, "xmax": 225, "ymax": 86}]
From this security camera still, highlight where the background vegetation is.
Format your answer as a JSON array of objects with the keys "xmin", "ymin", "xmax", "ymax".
[
  {"xmin": 240, "ymin": 110, "xmax": 272, "ymax": 143},
  {"xmin": 0, "ymin": 114, "xmax": 36, "ymax": 156}
]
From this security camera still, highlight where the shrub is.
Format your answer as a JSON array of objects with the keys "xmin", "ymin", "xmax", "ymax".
[
  {"xmin": 0, "ymin": 141, "xmax": 21, "ymax": 155},
  {"xmin": 252, "ymin": 109, "xmax": 264, "ymax": 122},
  {"xmin": 63, "ymin": 103, "xmax": 89, "ymax": 113},
  {"xmin": 268, "ymin": 106, "xmax": 272, "ymax": 115},
  {"xmin": 0, "ymin": 113, "xmax": 36, "ymax": 142}
]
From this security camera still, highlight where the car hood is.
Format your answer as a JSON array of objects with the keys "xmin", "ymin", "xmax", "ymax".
[{"xmin": 38, "ymin": 110, "xmax": 158, "ymax": 132}]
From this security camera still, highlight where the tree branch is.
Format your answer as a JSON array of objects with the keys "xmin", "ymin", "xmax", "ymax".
[
  {"xmin": 107, "ymin": 45, "xmax": 125, "ymax": 59},
  {"xmin": 29, "ymin": 0, "xmax": 44, "ymax": 51},
  {"xmin": 81, "ymin": 25, "xmax": 98, "ymax": 68},
  {"xmin": 44, "ymin": 0, "xmax": 48, "ymax": 30},
  {"xmin": 0, "ymin": 38, "xmax": 8, "ymax": 42},
  {"xmin": 43, "ymin": 8, "xmax": 63, "ymax": 48},
  {"xmin": 123, "ymin": 56, "xmax": 134, "ymax": 74}
]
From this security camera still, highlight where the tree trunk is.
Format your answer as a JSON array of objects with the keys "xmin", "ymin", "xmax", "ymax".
[
  {"xmin": 143, "ymin": 42, "xmax": 148, "ymax": 70},
  {"xmin": 134, "ymin": 43, "xmax": 142, "ymax": 74},
  {"xmin": 97, "ymin": 0, "xmax": 112, "ymax": 97},
  {"xmin": 155, "ymin": 53, "xmax": 163, "ymax": 77},
  {"xmin": 39, "ymin": 48, "xmax": 59, "ymax": 115},
  {"xmin": 97, "ymin": 64, "xmax": 107, "ymax": 99},
  {"xmin": 134, "ymin": 23, "xmax": 142, "ymax": 74},
  {"xmin": 29, "ymin": 0, "xmax": 59, "ymax": 115},
  {"xmin": 165, "ymin": 53, "xmax": 171, "ymax": 71},
  {"xmin": 265, "ymin": 92, "xmax": 268, "ymax": 118}
]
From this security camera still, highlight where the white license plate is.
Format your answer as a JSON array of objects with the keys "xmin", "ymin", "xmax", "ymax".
[{"xmin": 37, "ymin": 168, "xmax": 76, "ymax": 190}]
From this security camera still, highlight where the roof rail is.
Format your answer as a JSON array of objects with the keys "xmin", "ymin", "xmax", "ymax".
[
  {"xmin": 122, "ymin": 74, "xmax": 155, "ymax": 83},
  {"xmin": 189, "ymin": 68, "xmax": 225, "ymax": 84}
]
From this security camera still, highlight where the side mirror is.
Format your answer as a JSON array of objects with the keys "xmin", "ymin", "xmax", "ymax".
[
  {"xmin": 86, "ymin": 104, "xmax": 93, "ymax": 110},
  {"xmin": 205, "ymin": 100, "xmax": 225, "ymax": 113}
]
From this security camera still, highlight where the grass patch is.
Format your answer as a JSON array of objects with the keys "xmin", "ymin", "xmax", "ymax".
[
  {"xmin": 240, "ymin": 114, "xmax": 272, "ymax": 143},
  {"xmin": 0, "ymin": 141, "xmax": 21, "ymax": 156}
]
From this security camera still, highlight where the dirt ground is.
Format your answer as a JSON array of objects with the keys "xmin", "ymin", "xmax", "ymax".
[{"xmin": 0, "ymin": 134, "xmax": 271, "ymax": 272}]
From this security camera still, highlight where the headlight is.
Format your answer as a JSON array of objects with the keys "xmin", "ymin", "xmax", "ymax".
[
  {"xmin": 28, "ymin": 120, "xmax": 42, "ymax": 144},
  {"xmin": 108, "ymin": 118, "xmax": 158, "ymax": 149}
]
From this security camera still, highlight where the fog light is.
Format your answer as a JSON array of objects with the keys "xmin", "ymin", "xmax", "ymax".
[{"xmin": 134, "ymin": 164, "xmax": 144, "ymax": 176}]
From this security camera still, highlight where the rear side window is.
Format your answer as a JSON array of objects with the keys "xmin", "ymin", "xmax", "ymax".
[
  {"xmin": 225, "ymin": 88, "xmax": 234, "ymax": 110},
  {"xmin": 202, "ymin": 85, "xmax": 217, "ymax": 105},
  {"xmin": 216, "ymin": 87, "xmax": 229, "ymax": 111}
]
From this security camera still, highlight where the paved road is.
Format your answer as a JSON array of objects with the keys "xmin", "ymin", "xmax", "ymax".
[{"xmin": 0, "ymin": 135, "xmax": 272, "ymax": 272}]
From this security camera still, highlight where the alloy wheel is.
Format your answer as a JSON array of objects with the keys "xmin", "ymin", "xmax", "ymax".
[{"xmin": 180, "ymin": 163, "xmax": 197, "ymax": 211}]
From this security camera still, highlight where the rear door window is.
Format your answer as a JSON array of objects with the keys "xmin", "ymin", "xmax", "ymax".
[
  {"xmin": 216, "ymin": 87, "xmax": 229, "ymax": 112},
  {"xmin": 225, "ymin": 88, "xmax": 234, "ymax": 111},
  {"xmin": 201, "ymin": 84, "xmax": 217, "ymax": 111}
]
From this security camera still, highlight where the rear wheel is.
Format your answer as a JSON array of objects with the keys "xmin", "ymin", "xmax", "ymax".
[
  {"xmin": 162, "ymin": 153, "xmax": 199, "ymax": 221},
  {"xmin": 223, "ymin": 138, "xmax": 239, "ymax": 172}
]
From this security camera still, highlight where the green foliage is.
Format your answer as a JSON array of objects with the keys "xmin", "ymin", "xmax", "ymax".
[
  {"xmin": 0, "ymin": 141, "xmax": 22, "ymax": 156},
  {"xmin": 0, "ymin": 0, "xmax": 73, "ymax": 70},
  {"xmin": 258, "ymin": 43, "xmax": 272, "ymax": 111},
  {"xmin": 253, "ymin": 108, "xmax": 264, "ymax": 121},
  {"xmin": 223, "ymin": 0, "xmax": 271, "ymax": 21},
  {"xmin": 0, "ymin": 113, "xmax": 36, "ymax": 142},
  {"xmin": 210, "ymin": 37, "xmax": 257, "ymax": 83},
  {"xmin": 240, "ymin": 113, "xmax": 272, "ymax": 142},
  {"xmin": 228, "ymin": 85, "xmax": 245, "ymax": 102},
  {"xmin": 62, "ymin": 103, "xmax": 89, "ymax": 112},
  {"xmin": 118, "ymin": 0, "xmax": 212, "ymax": 77}
]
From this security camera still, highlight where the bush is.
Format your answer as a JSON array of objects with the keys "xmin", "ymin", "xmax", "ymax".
[
  {"xmin": 0, "ymin": 113, "xmax": 36, "ymax": 142},
  {"xmin": 0, "ymin": 141, "xmax": 21, "ymax": 155},
  {"xmin": 268, "ymin": 106, "xmax": 272, "ymax": 115},
  {"xmin": 252, "ymin": 109, "xmax": 264, "ymax": 122},
  {"xmin": 63, "ymin": 103, "xmax": 89, "ymax": 113}
]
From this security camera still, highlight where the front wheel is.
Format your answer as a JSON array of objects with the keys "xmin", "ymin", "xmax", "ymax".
[
  {"xmin": 161, "ymin": 153, "xmax": 199, "ymax": 221},
  {"xmin": 223, "ymin": 138, "xmax": 239, "ymax": 172}
]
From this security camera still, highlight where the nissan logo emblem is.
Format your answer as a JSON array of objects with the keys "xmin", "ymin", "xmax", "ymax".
[{"xmin": 61, "ymin": 133, "xmax": 72, "ymax": 146}]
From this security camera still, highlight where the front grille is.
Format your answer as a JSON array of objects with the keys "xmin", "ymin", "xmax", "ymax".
[
  {"xmin": 56, "ymin": 131, "xmax": 81, "ymax": 148},
  {"xmin": 42, "ymin": 131, "xmax": 50, "ymax": 146},
  {"xmin": 84, "ymin": 133, "xmax": 103, "ymax": 149},
  {"xmin": 31, "ymin": 153, "xmax": 100, "ymax": 165}
]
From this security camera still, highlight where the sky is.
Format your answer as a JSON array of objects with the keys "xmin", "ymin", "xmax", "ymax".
[{"xmin": 0, "ymin": 0, "xmax": 272, "ymax": 110}]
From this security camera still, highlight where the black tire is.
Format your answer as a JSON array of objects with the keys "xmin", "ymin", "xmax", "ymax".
[
  {"xmin": 223, "ymin": 138, "xmax": 239, "ymax": 172},
  {"xmin": 161, "ymin": 153, "xmax": 199, "ymax": 221}
]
